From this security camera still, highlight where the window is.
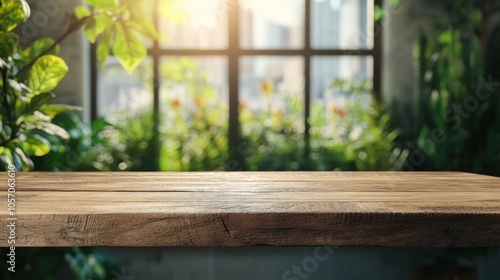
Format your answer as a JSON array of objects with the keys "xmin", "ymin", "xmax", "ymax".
[{"xmin": 91, "ymin": 0, "xmax": 381, "ymax": 169}]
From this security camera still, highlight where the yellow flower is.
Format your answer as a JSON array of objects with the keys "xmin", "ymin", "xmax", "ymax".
[
  {"xmin": 259, "ymin": 81, "xmax": 272, "ymax": 97},
  {"xmin": 193, "ymin": 96, "xmax": 206, "ymax": 108}
]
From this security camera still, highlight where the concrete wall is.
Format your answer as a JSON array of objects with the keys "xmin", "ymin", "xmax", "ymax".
[{"xmin": 381, "ymin": 0, "xmax": 441, "ymax": 132}]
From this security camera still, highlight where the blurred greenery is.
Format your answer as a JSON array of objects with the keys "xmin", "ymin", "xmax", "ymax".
[
  {"xmin": 33, "ymin": 110, "xmax": 155, "ymax": 171},
  {"xmin": 0, "ymin": 247, "xmax": 119, "ymax": 280},
  {"xmin": 34, "ymin": 61, "xmax": 404, "ymax": 172},
  {"xmin": 393, "ymin": 0, "xmax": 500, "ymax": 176},
  {"xmin": 239, "ymin": 78, "xmax": 404, "ymax": 171}
]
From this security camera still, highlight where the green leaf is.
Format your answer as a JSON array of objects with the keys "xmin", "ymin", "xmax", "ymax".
[
  {"xmin": 13, "ymin": 146, "xmax": 33, "ymax": 170},
  {"xmin": 84, "ymin": 0, "xmax": 116, "ymax": 9},
  {"xmin": 74, "ymin": 5, "xmax": 91, "ymax": 19},
  {"xmin": 439, "ymin": 31, "xmax": 452, "ymax": 44},
  {"xmin": 125, "ymin": 1, "xmax": 158, "ymax": 41},
  {"xmin": 20, "ymin": 134, "xmax": 51, "ymax": 156},
  {"xmin": 8, "ymin": 78, "xmax": 31, "ymax": 93},
  {"xmin": 34, "ymin": 121, "xmax": 69, "ymax": 140},
  {"xmin": 0, "ymin": 32, "xmax": 18, "ymax": 59},
  {"xmin": 91, "ymin": 117, "xmax": 112, "ymax": 133},
  {"xmin": 0, "ymin": 57, "xmax": 8, "ymax": 69},
  {"xmin": 27, "ymin": 92, "xmax": 55, "ymax": 113},
  {"xmin": 27, "ymin": 55, "xmax": 68, "ymax": 92},
  {"xmin": 0, "ymin": 0, "xmax": 30, "ymax": 32},
  {"xmin": 125, "ymin": 20, "xmax": 158, "ymax": 41},
  {"xmin": 39, "ymin": 104, "xmax": 82, "ymax": 118},
  {"xmin": 96, "ymin": 27, "xmax": 112, "ymax": 68},
  {"xmin": 21, "ymin": 38, "xmax": 59, "ymax": 62},
  {"xmin": 15, "ymin": 38, "xmax": 59, "ymax": 78},
  {"xmin": 112, "ymin": 22, "xmax": 147, "ymax": 73},
  {"xmin": 0, "ymin": 147, "xmax": 14, "ymax": 169},
  {"xmin": 82, "ymin": 15, "xmax": 112, "ymax": 43},
  {"xmin": 14, "ymin": 94, "xmax": 28, "ymax": 118},
  {"xmin": 374, "ymin": 5, "xmax": 384, "ymax": 21}
]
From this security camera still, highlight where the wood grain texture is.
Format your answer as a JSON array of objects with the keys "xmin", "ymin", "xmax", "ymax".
[{"xmin": 0, "ymin": 172, "xmax": 499, "ymax": 247}]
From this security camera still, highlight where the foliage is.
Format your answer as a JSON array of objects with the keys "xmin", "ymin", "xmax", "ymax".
[
  {"xmin": 240, "ymin": 78, "xmax": 403, "ymax": 171},
  {"xmin": 0, "ymin": 0, "xmax": 67, "ymax": 170},
  {"xmin": 311, "ymin": 79, "xmax": 404, "ymax": 171},
  {"xmin": 159, "ymin": 57, "xmax": 228, "ymax": 171},
  {"xmin": 75, "ymin": 0, "xmax": 157, "ymax": 72},
  {"xmin": 33, "ymin": 110, "xmax": 154, "ymax": 171},
  {"xmin": 397, "ymin": 0, "xmax": 500, "ymax": 175},
  {"xmin": 36, "ymin": 64, "xmax": 403, "ymax": 173},
  {"xmin": 156, "ymin": 58, "xmax": 403, "ymax": 172},
  {"xmin": 240, "ymin": 84, "xmax": 306, "ymax": 171},
  {"xmin": 0, "ymin": 247, "xmax": 118, "ymax": 280},
  {"xmin": 0, "ymin": 0, "xmax": 155, "ymax": 171}
]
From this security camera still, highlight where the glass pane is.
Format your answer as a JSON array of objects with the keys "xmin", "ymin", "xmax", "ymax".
[
  {"xmin": 310, "ymin": 56, "xmax": 373, "ymax": 153},
  {"xmin": 239, "ymin": 56, "xmax": 305, "ymax": 170},
  {"xmin": 159, "ymin": 56, "xmax": 228, "ymax": 171},
  {"xmin": 311, "ymin": 56, "xmax": 372, "ymax": 101},
  {"xmin": 311, "ymin": 0, "xmax": 373, "ymax": 49},
  {"xmin": 97, "ymin": 57, "xmax": 153, "ymax": 118},
  {"xmin": 158, "ymin": 0, "xmax": 228, "ymax": 49},
  {"xmin": 240, "ymin": 0, "xmax": 304, "ymax": 49}
]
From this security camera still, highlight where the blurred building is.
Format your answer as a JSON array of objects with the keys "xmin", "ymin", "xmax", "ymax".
[{"xmin": 97, "ymin": 0, "xmax": 372, "ymax": 116}]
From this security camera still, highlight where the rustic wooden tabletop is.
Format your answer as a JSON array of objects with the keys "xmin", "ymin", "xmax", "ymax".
[{"xmin": 1, "ymin": 172, "xmax": 499, "ymax": 247}]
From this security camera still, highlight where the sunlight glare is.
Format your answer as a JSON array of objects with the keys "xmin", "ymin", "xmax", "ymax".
[
  {"xmin": 242, "ymin": 0, "xmax": 300, "ymax": 26},
  {"xmin": 181, "ymin": 0, "xmax": 226, "ymax": 28}
]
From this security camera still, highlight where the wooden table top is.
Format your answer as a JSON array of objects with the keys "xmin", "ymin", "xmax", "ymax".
[{"xmin": 1, "ymin": 172, "xmax": 499, "ymax": 247}]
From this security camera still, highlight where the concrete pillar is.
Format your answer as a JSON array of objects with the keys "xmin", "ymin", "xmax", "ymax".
[{"xmin": 381, "ymin": 0, "xmax": 437, "ymax": 128}]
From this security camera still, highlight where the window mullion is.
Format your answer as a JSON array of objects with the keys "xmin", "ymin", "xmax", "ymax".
[
  {"xmin": 304, "ymin": 0, "xmax": 312, "ymax": 158},
  {"xmin": 373, "ymin": 0, "xmax": 383, "ymax": 100},
  {"xmin": 90, "ymin": 43, "xmax": 98, "ymax": 122},
  {"xmin": 228, "ymin": 0, "xmax": 244, "ymax": 170},
  {"xmin": 151, "ymin": 0, "xmax": 161, "ymax": 171}
]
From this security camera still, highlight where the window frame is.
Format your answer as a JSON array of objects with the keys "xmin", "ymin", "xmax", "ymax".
[{"xmin": 89, "ymin": 0, "xmax": 383, "ymax": 169}]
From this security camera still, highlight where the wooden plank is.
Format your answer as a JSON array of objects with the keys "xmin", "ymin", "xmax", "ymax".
[
  {"xmin": 11, "ymin": 172, "xmax": 500, "ymax": 192},
  {"xmin": 0, "ymin": 172, "xmax": 499, "ymax": 247}
]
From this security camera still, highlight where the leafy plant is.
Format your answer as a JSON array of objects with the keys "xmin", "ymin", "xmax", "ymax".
[
  {"xmin": 0, "ymin": 0, "xmax": 156, "ymax": 171},
  {"xmin": 33, "ymin": 110, "xmax": 155, "ymax": 172},
  {"xmin": 75, "ymin": 0, "xmax": 157, "ymax": 72},
  {"xmin": 395, "ymin": 0, "xmax": 500, "ymax": 175},
  {"xmin": 1, "ymin": 0, "xmax": 67, "ymax": 170}
]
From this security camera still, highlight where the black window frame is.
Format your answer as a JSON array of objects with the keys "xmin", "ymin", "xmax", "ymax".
[{"xmin": 90, "ymin": 0, "xmax": 383, "ymax": 170}]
